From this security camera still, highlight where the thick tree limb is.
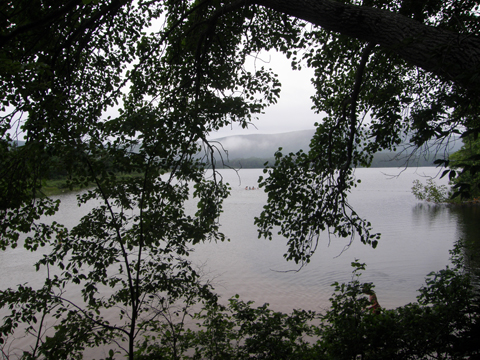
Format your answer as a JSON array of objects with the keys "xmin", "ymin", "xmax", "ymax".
[{"xmin": 253, "ymin": 0, "xmax": 480, "ymax": 92}]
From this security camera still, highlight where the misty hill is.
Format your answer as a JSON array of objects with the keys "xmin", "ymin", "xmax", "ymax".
[
  {"xmin": 210, "ymin": 129, "xmax": 315, "ymax": 160},
  {"xmin": 209, "ymin": 129, "xmax": 463, "ymax": 168}
]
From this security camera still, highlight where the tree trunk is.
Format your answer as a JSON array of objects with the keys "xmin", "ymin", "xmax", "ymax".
[{"xmin": 253, "ymin": 0, "xmax": 480, "ymax": 92}]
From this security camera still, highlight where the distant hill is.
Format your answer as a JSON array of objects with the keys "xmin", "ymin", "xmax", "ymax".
[
  {"xmin": 8, "ymin": 140, "xmax": 26, "ymax": 147},
  {"xmin": 208, "ymin": 129, "xmax": 463, "ymax": 168}
]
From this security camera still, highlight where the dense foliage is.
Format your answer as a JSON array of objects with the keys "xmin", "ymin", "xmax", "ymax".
[
  {"xmin": 317, "ymin": 244, "xmax": 480, "ymax": 360},
  {"xmin": 411, "ymin": 135, "xmax": 480, "ymax": 203},
  {"xmin": 448, "ymin": 135, "xmax": 480, "ymax": 200},
  {"xmin": 1, "ymin": 0, "xmax": 480, "ymax": 358}
]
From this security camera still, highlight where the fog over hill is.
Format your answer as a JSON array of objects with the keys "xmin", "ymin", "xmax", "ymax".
[{"xmin": 210, "ymin": 129, "xmax": 315, "ymax": 160}]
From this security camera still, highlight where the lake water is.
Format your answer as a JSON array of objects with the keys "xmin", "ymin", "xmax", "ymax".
[
  {"xmin": 188, "ymin": 167, "xmax": 475, "ymax": 313},
  {"xmin": 1, "ymin": 167, "xmax": 477, "ymax": 355}
]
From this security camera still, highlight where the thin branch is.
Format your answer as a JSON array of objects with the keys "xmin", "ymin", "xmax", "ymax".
[{"xmin": 56, "ymin": 296, "xmax": 130, "ymax": 337}]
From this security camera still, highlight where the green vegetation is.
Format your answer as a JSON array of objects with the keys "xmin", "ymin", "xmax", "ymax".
[
  {"xmin": 448, "ymin": 135, "xmax": 480, "ymax": 200},
  {"xmin": 411, "ymin": 135, "xmax": 480, "ymax": 204},
  {"xmin": 1, "ymin": 0, "xmax": 480, "ymax": 358},
  {"xmin": 38, "ymin": 179, "xmax": 89, "ymax": 196},
  {"xmin": 314, "ymin": 244, "xmax": 480, "ymax": 360},
  {"xmin": 411, "ymin": 178, "xmax": 451, "ymax": 204}
]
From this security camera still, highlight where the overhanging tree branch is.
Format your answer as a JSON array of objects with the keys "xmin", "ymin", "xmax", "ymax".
[
  {"xmin": 344, "ymin": 42, "xmax": 376, "ymax": 171},
  {"xmin": 252, "ymin": 0, "xmax": 480, "ymax": 92}
]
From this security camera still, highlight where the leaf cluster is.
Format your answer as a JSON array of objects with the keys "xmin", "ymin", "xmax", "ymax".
[
  {"xmin": 446, "ymin": 134, "xmax": 480, "ymax": 200},
  {"xmin": 255, "ymin": 147, "xmax": 379, "ymax": 266}
]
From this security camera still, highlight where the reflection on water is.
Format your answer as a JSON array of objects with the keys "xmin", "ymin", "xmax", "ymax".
[
  {"xmin": 412, "ymin": 201, "xmax": 480, "ymax": 278},
  {"xmin": 449, "ymin": 204, "xmax": 480, "ymax": 279},
  {"xmin": 450, "ymin": 204, "xmax": 480, "ymax": 244},
  {"xmin": 412, "ymin": 203, "xmax": 451, "ymax": 224}
]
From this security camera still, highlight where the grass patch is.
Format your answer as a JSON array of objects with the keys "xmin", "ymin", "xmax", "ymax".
[
  {"xmin": 39, "ymin": 172, "xmax": 145, "ymax": 197},
  {"xmin": 40, "ymin": 180, "xmax": 93, "ymax": 196}
]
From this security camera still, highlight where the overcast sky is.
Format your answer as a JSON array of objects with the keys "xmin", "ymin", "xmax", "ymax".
[{"xmin": 208, "ymin": 52, "xmax": 321, "ymax": 139}]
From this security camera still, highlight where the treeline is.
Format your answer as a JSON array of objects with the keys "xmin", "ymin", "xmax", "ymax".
[
  {"xmin": 213, "ymin": 152, "xmax": 438, "ymax": 169},
  {"xmin": 215, "ymin": 157, "xmax": 277, "ymax": 169},
  {"xmin": 368, "ymin": 152, "xmax": 438, "ymax": 168}
]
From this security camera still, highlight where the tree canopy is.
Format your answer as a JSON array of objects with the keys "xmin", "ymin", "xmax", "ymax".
[
  {"xmin": 2, "ymin": 0, "xmax": 479, "ymax": 261},
  {"xmin": 1, "ymin": 0, "xmax": 480, "ymax": 357}
]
